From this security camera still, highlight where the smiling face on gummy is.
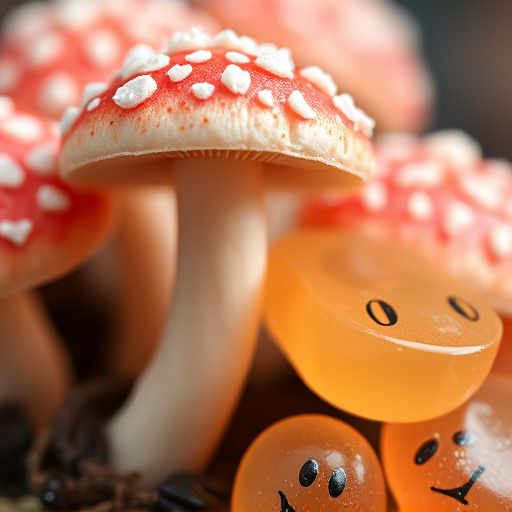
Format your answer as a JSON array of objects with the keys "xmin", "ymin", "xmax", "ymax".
[
  {"xmin": 381, "ymin": 374, "xmax": 512, "ymax": 511},
  {"xmin": 231, "ymin": 415, "xmax": 386, "ymax": 512}
]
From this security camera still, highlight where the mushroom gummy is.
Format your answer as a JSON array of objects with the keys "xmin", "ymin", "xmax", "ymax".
[{"xmin": 59, "ymin": 27, "xmax": 375, "ymax": 485}]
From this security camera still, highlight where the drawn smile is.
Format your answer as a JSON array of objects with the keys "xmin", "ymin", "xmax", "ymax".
[
  {"xmin": 278, "ymin": 490, "xmax": 296, "ymax": 512},
  {"xmin": 431, "ymin": 465, "xmax": 486, "ymax": 505}
]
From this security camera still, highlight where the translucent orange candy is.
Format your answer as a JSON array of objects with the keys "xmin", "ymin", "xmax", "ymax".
[
  {"xmin": 231, "ymin": 414, "xmax": 386, "ymax": 511},
  {"xmin": 381, "ymin": 374, "xmax": 512, "ymax": 511},
  {"xmin": 264, "ymin": 230, "xmax": 502, "ymax": 422}
]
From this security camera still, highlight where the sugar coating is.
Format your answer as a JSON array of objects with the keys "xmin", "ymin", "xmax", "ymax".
[
  {"xmin": 225, "ymin": 51, "xmax": 250, "ymax": 64},
  {"xmin": 362, "ymin": 181, "xmax": 387, "ymax": 212},
  {"xmin": 299, "ymin": 66, "xmax": 337, "ymax": 97},
  {"xmin": 37, "ymin": 185, "xmax": 71, "ymax": 212},
  {"xmin": 86, "ymin": 97, "xmax": 101, "ymax": 112},
  {"xmin": 113, "ymin": 75, "xmax": 157, "ymax": 109},
  {"xmin": 443, "ymin": 202, "xmax": 476, "ymax": 236},
  {"xmin": 121, "ymin": 52, "xmax": 169, "ymax": 80},
  {"xmin": 221, "ymin": 65, "xmax": 251, "ymax": 95},
  {"xmin": 167, "ymin": 64, "xmax": 193, "ymax": 83},
  {"xmin": 24, "ymin": 143, "xmax": 56, "ymax": 175},
  {"xmin": 80, "ymin": 82, "xmax": 108, "ymax": 108},
  {"xmin": 84, "ymin": 29, "xmax": 121, "ymax": 68},
  {"xmin": 191, "ymin": 82, "xmax": 214, "ymax": 100},
  {"xmin": 257, "ymin": 90, "xmax": 274, "ymax": 108},
  {"xmin": 288, "ymin": 90, "xmax": 316, "ymax": 119},
  {"xmin": 0, "ymin": 219, "xmax": 33, "ymax": 246},
  {"xmin": 0, "ymin": 154, "xmax": 25, "ymax": 188},
  {"xmin": 0, "ymin": 115, "xmax": 44, "ymax": 142},
  {"xmin": 38, "ymin": 72, "xmax": 79, "ymax": 116},
  {"xmin": 60, "ymin": 105, "xmax": 81, "ymax": 136},
  {"xmin": 490, "ymin": 225, "xmax": 512, "ymax": 259},
  {"xmin": 255, "ymin": 49, "xmax": 294, "ymax": 79},
  {"xmin": 185, "ymin": 50, "xmax": 212, "ymax": 64},
  {"xmin": 407, "ymin": 191, "xmax": 433, "ymax": 220}
]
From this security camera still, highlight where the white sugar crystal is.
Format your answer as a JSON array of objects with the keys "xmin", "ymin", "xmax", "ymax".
[
  {"xmin": 0, "ymin": 219, "xmax": 33, "ymax": 246},
  {"xmin": 80, "ymin": 82, "xmax": 109, "ymax": 108},
  {"xmin": 60, "ymin": 106, "xmax": 81, "ymax": 136},
  {"xmin": 0, "ymin": 97, "xmax": 15, "ymax": 118},
  {"xmin": 288, "ymin": 90, "xmax": 316, "ymax": 119},
  {"xmin": 121, "ymin": 51, "xmax": 170, "ymax": 80},
  {"xmin": 299, "ymin": 66, "xmax": 337, "ymax": 97},
  {"xmin": 407, "ymin": 191, "xmax": 434, "ymax": 220},
  {"xmin": 167, "ymin": 27, "xmax": 210, "ymax": 53},
  {"xmin": 191, "ymin": 83, "xmax": 214, "ymax": 100},
  {"xmin": 0, "ymin": 154, "xmax": 25, "ymax": 188},
  {"xmin": 0, "ymin": 60, "xmax": 21, "ymax": 92},
  {"xmin": 257, "ymin": 90, "xmax": 274, "ymax": 108},
  {"xmin": 490, "ymin": 225, "xmax": 512, "ymax": 259},
  {"xmin": 210, "ymin": 30, "xmax": 257, "ymax": 55},
  {"xmin": 37, "ymin": 185, "xmax": 71, "ymax": 212},
  {"xmin": 362, "ymin": 181, "xmax": 387, "ymax": 212},
  {"xmin": 443, "ymin": 202, "xmax": 476, "ymax": 236},
  {"xmin": 395, "ymin": 161, "xmax": 445, "ymax": 188},
  {"xmin": 221, "ymin": 65, "xmax": 251, "ymax": 95},
  {"xmin": 167, "ymin": 64, "xmax": 193, "ymax": 82},
  {"xmin": 0, "ymin": 114, "xmax": 44, "ymax": 142},
  {"xmin": 113, "ymin": 75, "xmax": 157, "ymax": 109},
  {"xmin": 226, "ymin": 51, "xmax": 250, "ymax": 64},
  {"xmin": 85, "ymin": 30, "xmax": 121, "ymax": 68},
  {"xmin": 425, "ymin": 130, "xmax": 482, "ymax": 171},
  {"xmin": 26, "ymin": 32, "xmax": 65, "ymax": 68},
  {"xmin": 86, "ymin": 98, "xmax": 101, "ymax": 112},
  {"xmin": 25, "ymin": 143, "xmax": 56, "ymax": 175},
  {"xmin": 38, "ymin": 72, "xmax": 80, "ymax": 117},
  {"xmin": 255, "ymin": 49, "xmax": 294, "ymax": 79},
  {"xmin": 185, "ymin": 50, "xmax": 212, "ymax": 64}
]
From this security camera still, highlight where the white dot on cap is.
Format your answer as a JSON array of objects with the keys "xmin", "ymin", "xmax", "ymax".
[
  {"xmin": 80, "ymin": 82, "xmax": 109, "ymax": 108},
  {"xmin": 489, "ymin": 224, "xmax": 512, "ymax": 259},
  {"xmin": 167, "ymin": 64, "xmax": 193, "ymax": 83},
  {"xmin": 288, "ymin": 90, "xmax": 316, "ymax": 119},
  {"xmin": 37, "ymin": 185, "xmax": 71, "ymax": 213},
  {"xmin": 85, "ymin": 30, "xmax": 121, "ymax": 68},
  {"xmin": 221, "ymin": 65, "xmax": 251, "ymax": 95},
  {"xmin": 425, "ymin": 130, "xmax": 482, "ymax": 171},
  {"xmin": 407, "ymin": 191, "xmax": 434, "ymax": 220},
  {"xmin": 0, "ymin": 154, "xmax": 25, "ymax": 188},
  {"xmin": 0, "ymin": 114, "xmax": 44, "ymax": 142},
  {"xmin": 0, "ymin": 97, "xmax": 15, "ymax": 118},
  {"xmin": 299, "ymin": 66, "xmax": 337, "ymax": 97},
  {"xmin": 257, "ymin": 90, "xmax": 274, "ymax": 108},
  {"xmin": 185, "ymin": 50, "xmax": 212, "ymax": 64},
  {"xmin": 0, "ymin": 219, "xmax": 33, "ymax": 246},
  {"xmin": 25, "ymin": 32, "xmax": 65, "ymax": 68},
  {"xmin": 459, "ymin": 175, "xmax": 502, "ymax": 211},
  {"xmin": 225, "ymin": 51, "xmax": 250, "ymax": 64},
  {"xmin": 86, "ymin": 98, "xmax": 101, "ymax": 112},
  {"xmin": 60, "ymin": 105, "xmax": 81, "ymax": 136},
  {"xmin": 191, "ymin": 82, "xmax": 214, "ymax": 100},
  {"xmin": 255, "ymin": 50, "xmax": 294, "ymax": 79},
  {"xmin": 395, "ymin": 161, "xmax": 445, "ymax": 188},
  {"xmin": 0, "ymin": 59, "xmax": 21, "ymax": 92},
  {"xmin": 113, "ymin": 75, "xmax": 158, "ymax": 109},
  {"xmin": 39, "ymin": 72, "xmax": 80, "ymax": 118},
  {"xmin": 25, "ymin": 143, "xmax": 56, "ymax": 175},
  {"xmin": 362, "ymin": 181, "xmax": 387, "ymax": 212},
  {"xmin": 167, "ymin": 27, "xmax": 210, "ymax": 53},
  {"xmin": 443, "ymin": 201, "xmax": 476, "ymax": 236},
  {"xmin": 121, "ymin": 52, "xmax": 170, "ymax": 80}
]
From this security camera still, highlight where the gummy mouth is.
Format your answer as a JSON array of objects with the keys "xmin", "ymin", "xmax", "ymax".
[
  {"xmin": 430, "ymin": 465, "xmax": 486, "ymax": 505},
  {"xmin": 278, "ymin": 490, "xmax": 296, "ymax": 512}
]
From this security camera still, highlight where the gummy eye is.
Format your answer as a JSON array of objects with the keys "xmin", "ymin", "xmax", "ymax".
[
  {"xmin": 299, "ymin": 459, "xmax": 318, "ymax": 487},
  {"xmin": 414, "ymin": 439, "xmax": 438, "ymax": 465},
  {"xmin": 448, "ymin": 296, "xmax": 479, "ymax": 321},
  {"xmin": 366, "ymin": 300, "xmax": 398, "ymax": 326},
  {"xmin": 453, "ymin": 431, "xmax": 477, "ymax": 446},
  {"xmin": 328, "ymin": 468, "xmax": 346, "ymax": 498}
]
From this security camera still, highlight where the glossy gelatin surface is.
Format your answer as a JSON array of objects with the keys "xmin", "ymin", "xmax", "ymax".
[
  {"xmin": 382, "ymin": 374, "xmax": 512, "ymax": 511},
  {"xmin": 231, "ymin": 414, "xmax": 386, "ymax": 512},
  {"xmin": 264, "ymin": 230, "xmax": 502, "ymax": 422}
]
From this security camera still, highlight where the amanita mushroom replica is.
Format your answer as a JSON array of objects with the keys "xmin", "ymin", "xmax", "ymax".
[
  {"xmin": 302, "ymin": 131, "xmax": 512, "ymax": 375},
  {"xmin": 0, "ymin": 98, "xmax": 113, "ymax": 465},
  {"xmin": 59, "ymin": 27, "xmax": 376, "ymax": 485}
]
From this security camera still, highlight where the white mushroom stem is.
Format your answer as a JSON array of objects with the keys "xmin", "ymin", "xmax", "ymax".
[
  {"xmin": 106, "ymin": 158, "xmax": 266, "ymax": 486},
  {"xmin": 0, "ymin": 292, "xmax": 71, "ymax": 429}
]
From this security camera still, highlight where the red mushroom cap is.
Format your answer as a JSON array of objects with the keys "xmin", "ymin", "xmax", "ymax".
[
  {"xmin": 0, "ymin": 98, "xmax": 114, "ymax": 296},
  {"xmin": 301, "ymin": 130, "xmax": 512, "ymax": 315},
  {"xmin": 0, "ymin": 0, "xmax": 219, "ymax": 119},
  {"xmin": 59, "ymin": 28, "xmax": 376, "ymax": 190}
]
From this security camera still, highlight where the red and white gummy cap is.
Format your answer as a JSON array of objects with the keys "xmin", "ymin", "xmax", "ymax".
[
  {"xmin": 302, "ymin": 130, "xmax": 512, "ymax": 315},
  {"xmin": 0, "ymin": 97, "xmax": 114, "ymax": 296},
  {"xmin": 59, "ymin": 28, "xmax": 376, "ymax": 189}
]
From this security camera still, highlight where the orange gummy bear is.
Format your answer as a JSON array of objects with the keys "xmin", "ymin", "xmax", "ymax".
[
  {"xmin": 381, "ymin": 374, "xmax": 512, "ymax": 511},
  {"xmin": 264, "ymin": 230, "xmax": 502, "ymax": 422},
  {"xmin": 231, "ymin": 414, "xmax": 386, "ymax": 511}
]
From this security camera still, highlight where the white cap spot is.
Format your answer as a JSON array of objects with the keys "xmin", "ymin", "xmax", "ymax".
[
  {"xmin": 60, "ymin": 106, "xmax": 81, "ymax": 136},
  {"xmin": 299, "ymin": 66, "xmax": 337, "ymax": 97},
  {"xmin": 86, "ymin": 98, "xmax": 101, "ymax": 112},
  {"xmin": 37, "ymin": 185, "xmax": 71, "ymax": 212},
  {"xmin": 0, "ymin": 60, "xmax": 21, "ymax": 92},
  {"xmin": 210, "ymin": 30, "xmax": 257, "ymax": 55},
  {"xmin": 221, "ymin": 65, "xmax": 251, "ymax": 95},
  {"xmin": 121, "ymin": 52, "xmax": 170, "ymax": 80},
  {"xmin": 407, "ymin": 191, "xmax": 434, "ymax": 220},
  {"xmin": 226, "ymin": 51, "xmax": 250, "ymax": 64},
  {"xmin": 288, "ymin": 90, "xmax": 316, "ymax": 119},
  {"xmin": 459, "ymin": 175, "xmax": 502, "ymax": 211},
  {"xmin": 395, "ymin": 161, "xmax": 445, "ymax": 188},
  {"xmin": 55, "ymin": 0, "xmax": 99, "ymax": 30},
  {"xmin": 333, "ymin": 93, "xmax": 375, "ymax": 137},
  {"xmin": 443, "ymin": 202, "xmax": 476, "ymax": 236},
  {"xmin": 167, "ymin": 27, "xmax": 210, "ymax": 53},
  {"xmin": 185, "ymin": 50, "xmax": 212, "ymax": 64},
  {"xmin": 25, "ymin": 143, "xmax": 56, "ymax": 175},
  {"xmin": 85, "ymin": 30, "xmax": 121, "ymax": 68},
  {"xmin": 26, "ymin": 32, "xmax": 65, "ymax": 68},
  {"xmin": 39, "ymin": 73, "xmax": 80, "ymax": 117},
  {"xmin": 167, "ymin": 64, "xmax": 193, "ymax": 83},
  {"xmin": 489, "ymin": 225, "xmax": 512, "ymax": 259},
  {"xmin": 80, "ymin": 82, "xmax": 109, "ymax": 108},
  {"xmin": 362, "ymin": 181, "xmax": 387, "ymax": 212},
  {"xmin": 0, "ymin": 97, "xmax": 15, "ymax": 118},
  {"xmin": 425, "ymin": 130, "xmax": 482, "ymax": 171},
  {"xmin": 113, "ymin": 75, "xmax": 158, "ymax": 109},
  {"xmin": 0, "ymin": 219, "xmax": 33, "ymax": 246},
  {"xmin": 257, "ymin": 90, "xmax": 274, "ymax": 108},
  {"xmin": 191, "ymin": 83, "xmax": 215, "ymax": 100},
  {"xmin": 0, "ymin": 115, "xmax": 44, "ymax": 142},
  {"xmin": 0, "ymin": 154, "xmax": 25, "ymax": 188},
  {"xmin": 255, "ymin": 49, "xmax": 294, "ymax": 79}
]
